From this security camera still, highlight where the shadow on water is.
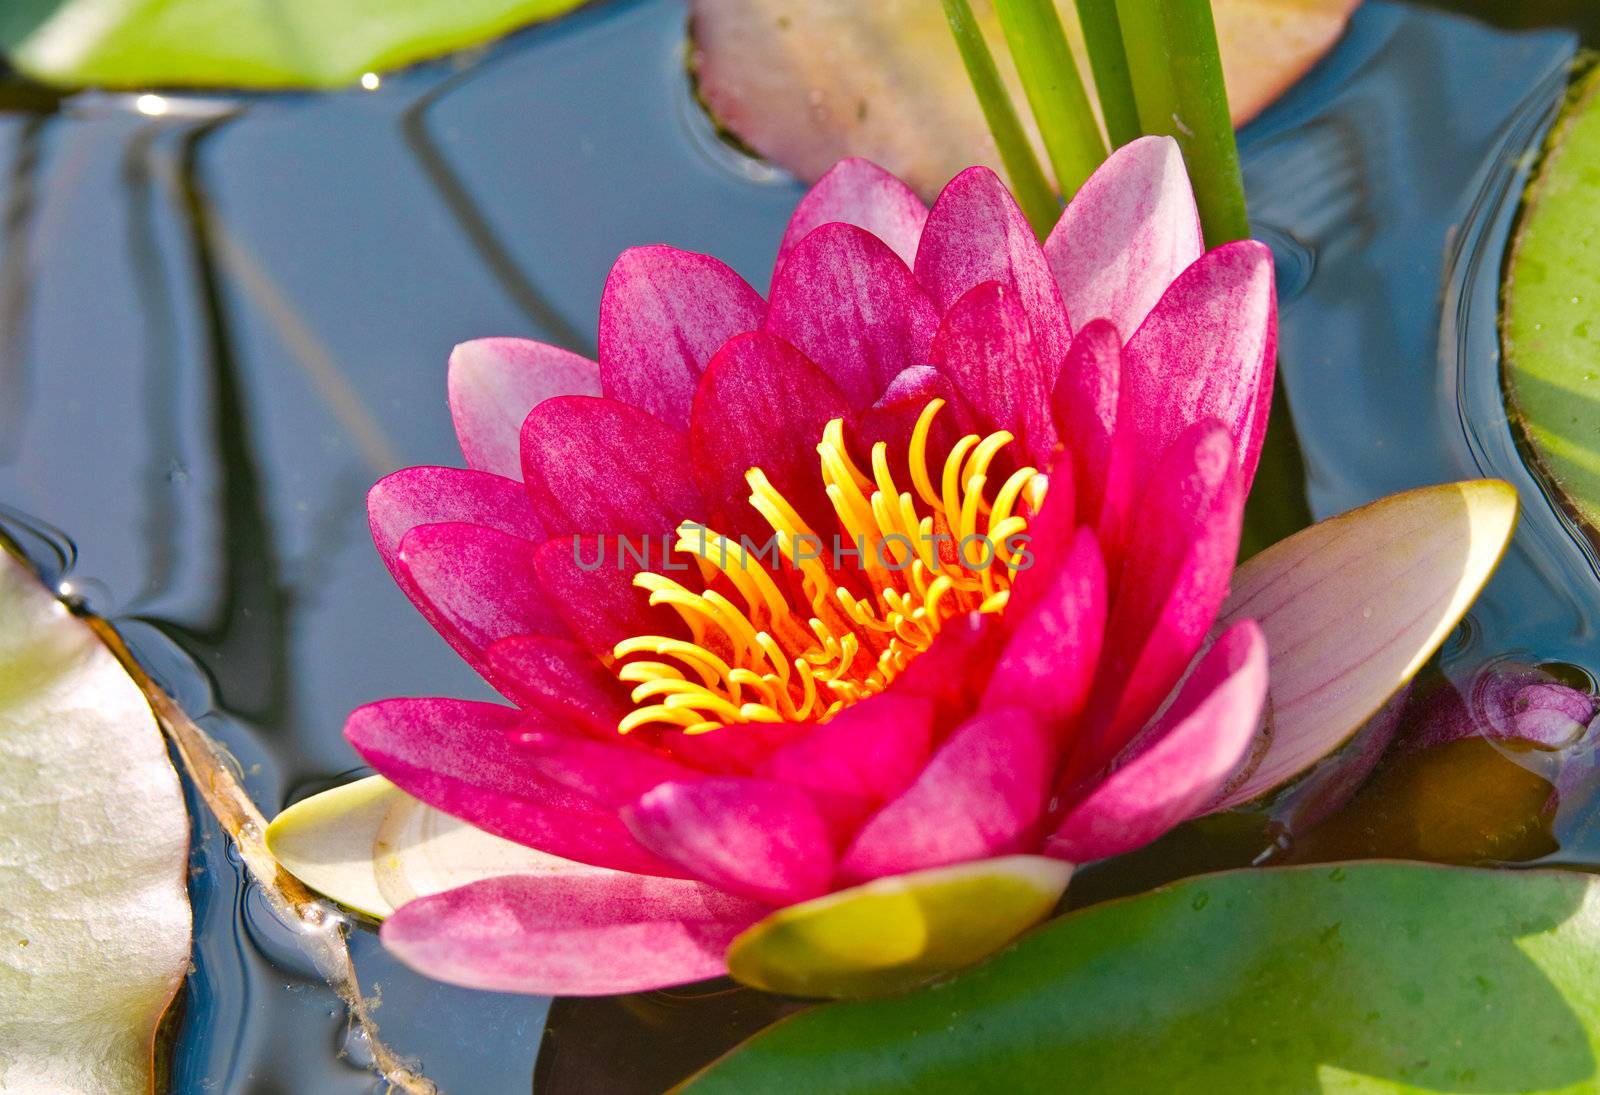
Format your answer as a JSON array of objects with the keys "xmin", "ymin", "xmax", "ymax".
[{"xmin": 2, "ymin": 0, "xmax": 1600, "ymax": 1091}]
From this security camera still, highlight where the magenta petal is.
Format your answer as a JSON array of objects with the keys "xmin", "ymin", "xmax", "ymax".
[
  {"xmin": 597, "ymin": 246, "xmax": 765, "ymax": 430},
  {"xmin": 368, "ymin": 465, "xmax": 542, "ymax": 575},
  {"xmin": 775, "ymin": 157, "xmax": 929, "ymax": 273},
  {"xmin": 984, "ymin": 529, "xmax": 1106, "ymax": 733},
  {"xmin": 345, "ymin": 698, "xmax": 678, "ymax": 876},
  {"xmin": 1083, "ymin": 421, "xmax": 1243, "ymax": 770},
  {"xmin": 930, "ymin": 280, "xmax": 1058, "ymax": 464},
  {"xmin": 398, "ymin": 522, "xmax": 567, "ymax": 658},
  {"xmin": 690, "ymin": 331, "xmax": 853, "ymax": 538},
  {"xmin": 1049, "ymin": 619, "xmax": 1267, "ymax": 861},
  {"xmin": 532, "ymin": 536, "xmax": 683, "ymax": 660},
  {"xmin": 625, "ymin": 778, "xmax": 836, "ymax": 905},
  {"xmin": 518, "ymin": 731, "xmax": 702, "ymax": 809},
  {"xmin": 486, "ymin": 635, "xmax": 633, "ymax": 737},
  {"xmin": 759, "ymin": 694, "xmax": 936, "ymax": 805},
  {"xmin": 448, "ymin": 337, "xmax": 602, "ymax": 479},
  {"xmin": 1120, "ymin": 240, "xmax": 1277, "ymax": 489},
  {"xmin": 914, "ymin": 167, "xmax": 1071, "ymax": 372},
  {"xmin": 1045, "ymin": 136, "xmax": 1203, "ymax": 338},
  {"xmin": 765, "ymin": 223, "xmax": 939, "ymax": 409},
  {"xmin": 1051, "ymin": 319, "xmax": 1135, "ymax": 552},
  {"xmin": 521, "ymin": 396, "xmax": 702, "ymax": 537},
  {"xmin": 665, "ymin": 721, "xmax": 813, "ymax": 776},
  {"xmin": 838, "ymin": 706, "xmax": 1054, "ymax": 883},
  {"xmin": 381, "ymin": 872, "xmax": 764, "ymax": 996}
]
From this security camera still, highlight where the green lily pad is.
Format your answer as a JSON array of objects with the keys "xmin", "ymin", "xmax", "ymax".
[
  {"xmin": 0, "ymin": 544, "xmax": 191, "ymax": 1093},
  {"xmin": 1506, "ymin": 64, "xmax": 1600, "ymax": 534},
  {"xmin": 685, "ymin": 863, "xmax": 1600, "ymax": 1092},
  {"xmin": 0, "ymin": 0, "xmax": 587, "ymax": 90}
]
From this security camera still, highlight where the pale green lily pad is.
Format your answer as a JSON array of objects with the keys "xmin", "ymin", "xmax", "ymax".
[
  {"xmin": 688, "ymin": 863, "xmax": 1600, "ymax": 1092},
  {"xmin": 266, "ymin": 774, "xmax": 606, "ymax": 919},
  {"xmin": 1506, "ymin": 65, "xmax": 1600, "ymax": 536},
  {"xmin": 0, "ymin": 546, "xmax": 191, "ymax": 1094},
  {"xmin": 0, "ymin": 0, "xmax": 587, "ymax": 90},
  {"xmin": 726, "ymin": 856, "xmax": 1072, "ymax": 999}
]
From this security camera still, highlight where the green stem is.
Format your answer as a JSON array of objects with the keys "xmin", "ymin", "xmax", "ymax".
[
  {"xmin": 1115, "ymin": 0, "xmax": 1249, "ymax": 245},
  {"xmin": 993, "ymin": 0, "xmax": 1106, "ymax": 199},
  {"xmin": 941, "ymin": 0, "xmax": 1059, "ymax": 238},
  {"xmin": 1072, "ymin": 0, "xmax": 1141, "ymax": 149}
]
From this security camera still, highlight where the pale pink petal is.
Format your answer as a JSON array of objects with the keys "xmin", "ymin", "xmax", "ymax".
[
  {"xmin": 984, "ymin": 529, "xmax": 1106, "ymax": 734},
  {"xmin": 448, "ymin": 337, "xmax": 601, "ymax": 479},
  {"xmin": 625, "ymin": 778, "xmax": 837, "ymax": 905},
  {"xmin": 381, "ymin": 872, "xmax": 764, "ymax": 995},
  {"xmin": 764, "ymin": 223, "xmax": 938, "ymax": 409},
  {"xmin": 1049, "ymin": 620, "xmax": 1267, "ymax": 861},
  {"xmin": 521, "ymin": 396, "xmax": 702, "ymax": 537},
  {"xmin": 1078, "ymin": 421, "xmax": 1243, "ymax": 774},
  {"xmin": 1119, "ymin": 240, "xmax": 1277, "ymax": 490},
  {"xmin": 344, "ymin": 698, "xmax": 678, "ymax": 876},
  {"xmin": 597, "ymin": 246, "xmax": 765, "ymax": 430},
  {"xmin": 1045, "ymin": 136, "xmax": 1203, "ymax": 338},
  {"xmin": 915, "ymin": 167, "xmax": 1071, "ymax": 371},
  {"xmin": 775, "ymin": 157, "xmax": 929, "ymax": 273},
  {"xmin": 838, "ymin": 707, "xmax": 1055, "ymax": 883}
]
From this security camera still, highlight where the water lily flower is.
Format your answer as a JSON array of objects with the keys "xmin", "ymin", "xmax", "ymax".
[{"xmin": 269, "ymin": 136, "xmax": 1518, "ymax": 999}]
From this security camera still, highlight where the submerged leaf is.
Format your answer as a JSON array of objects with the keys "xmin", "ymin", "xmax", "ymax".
[
  {"xmin": 1506, "ymin": 65, "xmax": 1600, "ymax": 537},
  {"xmin": 0, "ymin": 0, "xmax": 588, "ymax": 89},
  {"xmin": 690, "ymin": 0, "xmax": 1360, "ymax": 198},
  {"xmin": 266, "ymin": 774, "xmax": 605, "ymax": 920},
  {"xmin": 0, "ymin": 546, "xmax": 190, "ymax": 1094},
  {"xmin": 686, "ymin": 863, "xmax": 1600, "ymax": 1092}
]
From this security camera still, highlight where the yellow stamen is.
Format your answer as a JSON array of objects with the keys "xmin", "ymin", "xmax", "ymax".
[{"xmin": 610, "ymin": 399, "xmax": 1045, "ymax": 734}]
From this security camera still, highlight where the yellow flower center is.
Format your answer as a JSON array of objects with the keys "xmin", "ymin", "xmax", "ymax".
[{"xmin": 611, "ymin": 399, "xmax": 1047, "ymax": 736}]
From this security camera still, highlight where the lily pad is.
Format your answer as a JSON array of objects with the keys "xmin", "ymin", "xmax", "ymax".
[
  {"xmin": 690, "ymin": 0, "xmax": 1360, "ymax": 197},
  {"xmin": 685, "ymin": 863, "xmax": 1600, "ymax": 1092},
  {"xmin": 0, "ymin": 0, "xmax": 588, "ymax": 89},
  {"xmin": 1505, "ymin": 64, "xmax": 1600, "ymax": 539},
  {"xmin": 266, "ymin": 774, "xmax": 607, "ymax": 920},
  {"xmin": 0, "ymin": 545, "xmax": 191, "ymax": 1094}
]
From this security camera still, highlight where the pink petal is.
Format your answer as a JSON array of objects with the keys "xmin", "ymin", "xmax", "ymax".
[
  {"xmin": 1004, "ymin": 448, "xmax": 1076, "ymax": 621},
  {"xmin": 929, "ymin": 280, "xmax": 1058, "ymax": 464},
  {"xmin": 381, "ymin": 872, "xmax": 764, "ymax": 996},
  {"xmin": 984, "ymin": 529, "xmax": 1106, "ymax": 733},
  {"xmin": 597, "ymin": 245, "xmax": 765, "ymax": 430},
  {"xmin": 531, "ymin": 536, "xmax": 685, "ymax": 660},
  {"xmin": 516, "ymin": 730, "xmax": 702, "ymax": 810},
  {"xmin": 889, "ymin": 611, "xmax": 1005, "ymax": 714},
  {"xmin": 397, "ymin": 522, "xmax": 567, "ymax": 661},
  {"xmin": 1120, "ymin": 240, "xmax": 1277, "ymax": 490},
  {"xmin": 765, "ymin": 223, "xmax": 939, "ymax": 409},
  {"xmin": 914, "ymin": 167, "xmax": 1071, "ymax": 372},
  {"xmin": 758, "ymin": 694, "xmax": 936, "ymax": 806},
  {"xmin": 854, "ymin": 365, "xmax": 972, "ymax": 488},
  {"xmin": 1045, "ymin": 136, "xmax": 1203, "ymax": 338},
  {"xmin": 1079, "ymin": 421, "xmax": 1243, "ymax": 773},
  {"xmin": 484, "ymin": 635, "xmax": 633, "ymax": 738},
  {"xmin": 344, "ymin": 698, "xmax": 677, "ymax": 876},
  {"xmin": 521, "ymin": 396, "xmax": 702, "ymax": 537},
  {"xmin": 838, "ymin": 707, "xmax": 1055, "ymax": 883},
  {"xmin": 624, "ymin": 778, "xmax": 837, "ymax": 905},
  {"xmin": 663, "ymin": 721, "xmax": 814, "ymax": 776},
  {"xmin": 368, "ymin": 465, "xmax": 542, "ymax": 577},
  {"xmin": 1048, "ymin": 619, "xmax": 1267, "ymax": 861},
  {"xmin": 775, "ymin": 157, "xmax": 929, "ymax": 273},
  {"xmin": 1051, "ymin": 319, "xmax": 1136, "ymax": 555},
  {"xmin": 689, "ymin": 331, "xmax": 853, "ymax": 539},
  {"xmin": 448, "ymin": 337, "xmax": 601, "ymax": 479}
]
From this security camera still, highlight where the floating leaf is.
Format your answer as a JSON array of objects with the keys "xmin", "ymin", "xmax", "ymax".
[
  {"xmin": 1210, "ymin": 479, "xmax": 1518, "ymax": 809},
  {"xmin": 726, "ymin": 856, "xmax": 1072, "ymax": 999},
  {"xmin": 0, "ymin": 0, "xmax": 588, "ymax": 90},
  {"xmin": 690, "ymin": 0, "xmax": 1360, "ymax": 198},
  {"xmin": 0, "ymin": 546, "xmax": 190, "ymax": 1094},
  {"xmin": 686, "ymin": 863, "xmax": 1600, "ymax": 1092},
  {"xmin": 1505, "ymin": 65, "xmax": 1600, "ymax": 536},
  {"xmin": 266, "ymin": 774, "xmax": 604, "ymax": 920}
]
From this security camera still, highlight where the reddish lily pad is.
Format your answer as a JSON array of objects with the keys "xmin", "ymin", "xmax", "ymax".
[
  {"xmin": 685, "ymin": 863, "xmax": 1600, "ymax": 1092},
  {"xmin": 690, "ymin": 0, "xmax": 1360, "ymax": 197}
]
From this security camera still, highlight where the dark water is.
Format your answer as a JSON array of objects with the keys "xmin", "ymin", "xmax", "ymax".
[{"xmin": 0, "ymin": 1, "xmax": 1595, "ymax": 1091}]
